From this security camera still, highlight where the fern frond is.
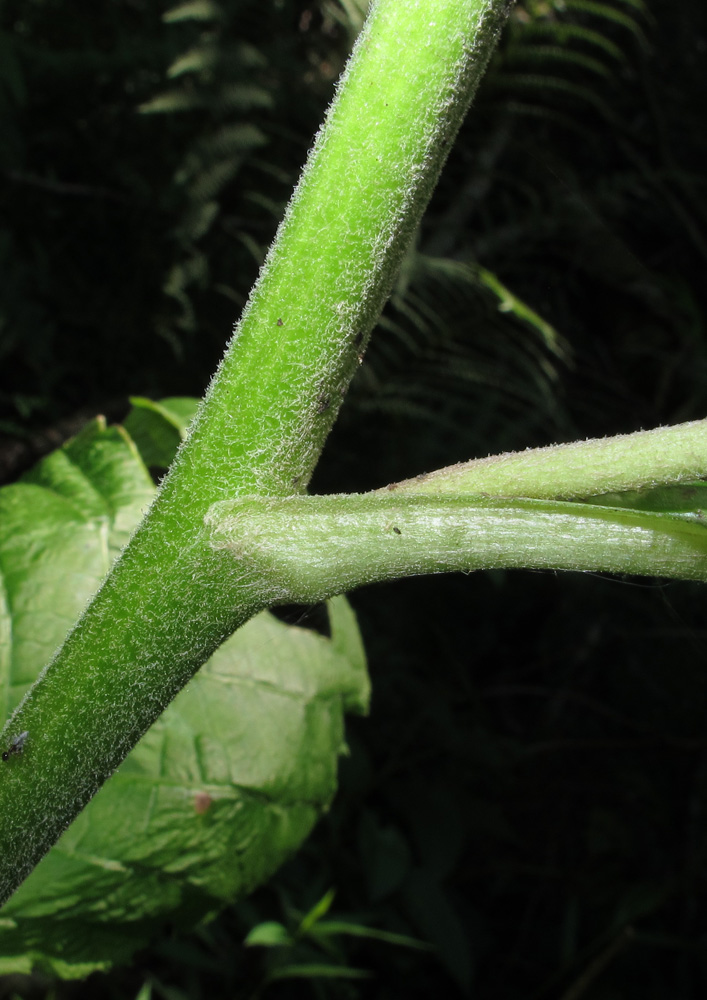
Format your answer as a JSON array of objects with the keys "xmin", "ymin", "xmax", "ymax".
[
  {"xmin": 175, "ymin": 201, "xmax": 220, "ymax": 241},
  {"xmin": 232, "ymin": 230, "xmax": 266, "ymax": 267},
  {"xmin": 503, "ymin": 44, "xmax": 613, "ymax": 79},
  {"xmin": 349, "ymin": 245, "xmax": 568, "ymax": 441},
  {"xmin": 410, "ymin": 256, "xmax": 566, "ymax": 359},
  {"xmin": 186, "ymin": 159, "xmax": 241, "ymax": 203},
  {"xmin": 167, "ymin": 45, "xmax": 219, "ymax": 79},
  {"xmin": 490, "ymin": 72, "xmax": 618, "ymax": 119},
  {"xmin": 218, "ymin": 84, "xmax": 274, "ymax": 113},
  {"xmin": 227, "ymin": 42, "xmax": 268, "ymax": 71},
  {"xmin": 497, "ymin": 100, "xmax": 593, "ymax": 134},
  {"xmin": 243, "ymin": 190, "xmax": 288, "ymax": 221},
  {"xmin": 321, "ymin": 0, "xmax": 370, "ymax": 36},
  {"xmin": 511, "ymin": 21, "xmax": 625, "ymax": 62},
  {"xmin": 476, "ymin": 267, "xmax": 566, "ymax": 358},
  {"xmin": 371, "ymin": 316, "xmax": 422, "ymax": 364},
  {"xmin": 610, "ymin": 0, "xmax": 649, "ymax": 13},
  {"xmin": 196, "ymin": 123, "xmax": 268, "ymax": 160},
  {"xmin": 138, "ymin": 90, "xmax": 205, "ymax": 114},
  {"xmin": 163, "ymin": 0, "xmax": 223, "ymax": 23},
  {"xmin": 562, "ymin": 0, "xmax": 648, "ymax": 47}
]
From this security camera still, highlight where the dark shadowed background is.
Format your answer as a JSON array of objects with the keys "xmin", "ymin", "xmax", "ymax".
[{"xmin": 1, "ymin": 0, "xmax": 707, "ymax": 996}]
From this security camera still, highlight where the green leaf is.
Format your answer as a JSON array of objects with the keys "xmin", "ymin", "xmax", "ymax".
[
  {"xmin": 196, "ymin": 123, "xmax": 268, "ymax": 160},
  {"xmin": 477, "ymin": 266, "xmax": 565, "ymax": 357},
  {"xmin": 313, "ymin": 920, "xmax": 432, "ymax": 950},
  {"xmin": 162, "ymin": 1, "xmax": 223, "ymax": 23},
  {"xmin": 219, "ymin": 84, "xmax": 274, "ymax": 113},
  {"xmin": 123, "ymin": 397, "xmax": 200, "ymax": 470},
  {"xmin": 267, "ymin": 963, "xmax": 372, "ymax": 982},
  {"xmin": 0, "ymin": 418, "xmax": 154, "ymax": 718},
  {"xmin": 490, "ymin": 71, "xmax": 619, "ymax": 119},
  {"xmin": 562, "ymin": 0, "xmax": 648, "ymax": 46},
  {"xmin": 0, "ymin": 418, "xmax": 369, "ymax": 978},
  {"xmin": 166, "ymin": 46, "xmax": 219, "ymax": 80},
  {"xmin": 504, "ymin": 43, "xmax": 614, "ymax": 79},
  {"xmin": 244, "ymin": 922, "xmax": 294, "ymax": 948},
  {"xmin": 138, "ymin": 91, "xmax": 205, "ymax": 115},
  {"xmin": 299, "ymin": 888, "xmax": 336, "ymax": 935},
  {"xmin": 515, "ymin": 21, "xmax": 625, "ymax": 63}
]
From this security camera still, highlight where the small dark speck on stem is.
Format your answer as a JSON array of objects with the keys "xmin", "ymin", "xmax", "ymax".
[
  {"xmin": 194, "ymin": 792, "xmax": 213, "ymax": 815},
  {"xmin": 2, "ymin": 731, "xmax": 28, "ymax": 761}
]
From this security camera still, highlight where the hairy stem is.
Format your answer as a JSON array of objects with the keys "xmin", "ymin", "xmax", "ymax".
[
  {"xmin": 0, "ymin": 0, "xmax": 513, "ymax": 904},
  {"xmin": 206, "ymin": 491, "xmax": 707, "ymax": 604},
  {"xmin": 389, "ymin": 419, "xmax": 707, "ymax": 499}
]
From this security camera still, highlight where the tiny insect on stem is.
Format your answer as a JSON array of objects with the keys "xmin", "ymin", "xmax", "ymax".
[{"xmin": 2, "ymin": 731, "xmax": 28, "ymax": 762}]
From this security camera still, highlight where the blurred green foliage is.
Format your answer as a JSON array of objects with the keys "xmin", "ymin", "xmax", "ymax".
[{"xmin": 1, "ymin": 0, "xmax": 707, "ymax": 997}]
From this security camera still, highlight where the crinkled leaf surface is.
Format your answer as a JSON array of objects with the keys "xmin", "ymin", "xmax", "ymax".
[
  {"xmin": 0, "ymin": 408, "xmax": 369, "ymax": 978},
  {"xmin": 122, "ymin": 396, "xmax": 200, "ymax": 470},
  {"xmin": 0, "ymin": 418, "xmax": 155, "ymax": 719}
]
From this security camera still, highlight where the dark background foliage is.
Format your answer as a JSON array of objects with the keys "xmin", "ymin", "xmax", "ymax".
[{"xmin": 1, "ymin": 0, "xmax": 707, "ymax": 997}]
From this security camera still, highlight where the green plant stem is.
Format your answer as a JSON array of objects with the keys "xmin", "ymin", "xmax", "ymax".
[
  {"xmin": 0, "ymin": 0, "xmax": 512, "ymax": 904},
  {"xmin": 206, "ymin": 491, "xmax": 707, "ymax": 604},
  {"xmin": 388, "ymin": 419, "xmax": 707, "ymax": 499}
]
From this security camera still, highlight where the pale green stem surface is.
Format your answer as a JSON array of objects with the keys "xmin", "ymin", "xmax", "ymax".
[
  {"xmin": 387, "ymin": 419, "xmax": 707, "ymax": 499},
  {"xmin": 206, "ymin": 491, "xmax": 707, "ymax": 604},
  {"xmin": 0, "ymin": 0, "xmax": 512, "ymax": 904}
]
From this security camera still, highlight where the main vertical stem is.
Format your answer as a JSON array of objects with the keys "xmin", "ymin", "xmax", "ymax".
[{"xmin": 0, "ymin": 0, "xmax": 513, "ymax": 903}]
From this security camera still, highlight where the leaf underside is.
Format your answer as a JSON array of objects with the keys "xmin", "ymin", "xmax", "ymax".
[{"xmin": 0, "ymin": 404, "xmax": 369, "ymax": 978}]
